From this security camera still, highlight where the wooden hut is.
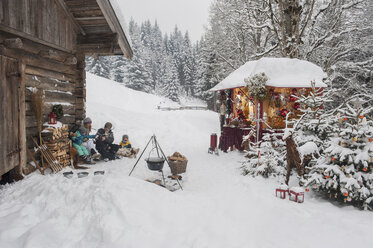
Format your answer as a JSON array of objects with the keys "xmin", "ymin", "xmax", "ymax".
[
  {"xmin": 0, "ymin": 0, "xmax": 133, "ymax": 178},
  {"xmin": 210, "ymin": 57, "xmax": 327, "ymax": 152}
]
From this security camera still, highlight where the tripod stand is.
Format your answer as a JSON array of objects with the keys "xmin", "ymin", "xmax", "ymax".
[{"xmin": 129, "ymin": 135, "xmax": 183, "ymax": 190}]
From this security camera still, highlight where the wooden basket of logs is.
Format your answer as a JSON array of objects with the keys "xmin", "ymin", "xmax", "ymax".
[{"xmin": 168, "ymin": 152, "xmax": 188, "ymax": 175}]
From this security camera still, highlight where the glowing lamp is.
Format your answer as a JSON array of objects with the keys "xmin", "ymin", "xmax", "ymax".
[{"xmin": 48, "ymin": 112, "xmax": 57, "ymax": 125}]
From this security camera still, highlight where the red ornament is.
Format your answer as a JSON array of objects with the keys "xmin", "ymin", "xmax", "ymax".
[
  {"xmin": 289, "ymin": 96, "xmax": 297, "ymax": 102},
  {"xmin": 305, "ymin": 188, "xmax": 310, "ymax": 192},
  {"xmin": 360, "ymin": 115, "xmax": 364, "ymax": 119},
  {"xmin": 363, "ymin": 168, "xmax": 368, "ymax": 172},
  {"xmin": 48, "ymin": 112, "xmax": 57, "ymax": 125},
  {"xmin": 344, "ymin": 192, "xmax": 348, "ymax": 197},
  {"xmin": 294, "ymin": 103, "xmax": 300, "ymax": 110},
  {"xmin": 280, "ymin": 109, "xmax": 288, "ymax": 117},
  {"xmin": 331, "ymin": 157, "xmax": 336, "ymax": 162},
  {"xmin": 369, "ymin": 138, "xmax": 373, "ymax": 142},
  {"xmin": 319, "ymin": 105, "xmax": 324, "ymax": 110},
  {"xmin": 343, "ymin": 117, "xmax": 348, "ymax": 121},
  {"xmin": 249, "ymin": 97, "xmax": 253, "ymax": 101},
  {"xmin": 325, "ymin": 175, "xmax": 330, "ymax": 179}
]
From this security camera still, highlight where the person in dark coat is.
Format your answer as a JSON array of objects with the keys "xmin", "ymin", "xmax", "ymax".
[{"xmin": 95, "ymin": 122, "xmax": 120, "ymax": 161}]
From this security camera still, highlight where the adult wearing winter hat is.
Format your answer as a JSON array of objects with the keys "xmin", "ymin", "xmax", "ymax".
[
  {"xmin": 79, "ymin": 117, "xmax": 100, "ymax": 160},
  {"xmin": 95, "ymin": 122, "xmax": 120, "ymax": 161}
]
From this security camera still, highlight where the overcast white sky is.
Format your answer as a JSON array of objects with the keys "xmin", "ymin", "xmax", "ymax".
[{"xmin": 117, "ymin": 0, "xmax": 213, "ymax": 42}]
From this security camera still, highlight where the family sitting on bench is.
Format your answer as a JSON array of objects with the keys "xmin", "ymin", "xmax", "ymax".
[{"xmin": 70, "ymin": 118, "xmax": 139, "ymax": 164}]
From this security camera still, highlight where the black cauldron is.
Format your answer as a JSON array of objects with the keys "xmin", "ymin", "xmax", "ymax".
[{"xmin": 145, "ymin": 157, "xmax": 165, "ymax": 171}]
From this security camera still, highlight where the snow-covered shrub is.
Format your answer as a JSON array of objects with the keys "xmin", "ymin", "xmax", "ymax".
[{"xmin": 242, "ymin": 131, "xmax": 286, "ymax": 178}]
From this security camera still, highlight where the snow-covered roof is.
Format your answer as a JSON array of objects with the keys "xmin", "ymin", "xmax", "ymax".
[{"xmin": 210, "ymin": 57, "xmax": 327, "ymax": 91}]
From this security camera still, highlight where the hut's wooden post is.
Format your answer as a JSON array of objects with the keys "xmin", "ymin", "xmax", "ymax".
[{"xmin": 18, "ymin": 60, "xmax": 26, "ymax": 174}]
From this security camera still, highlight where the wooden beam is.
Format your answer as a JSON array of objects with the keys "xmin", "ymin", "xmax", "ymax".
[
  {"xmin": 77, "ymin": 33, "xmax": 118, "ymax": 44},
  {"xmin": 1, "ymin": 38, "xmax": 23, "ymax": 49},
  {"xmin": 64, "ymin": 57, "xmax": 77, "ymax": 65},
  {"xmin": 96, "ymin": 0, "xmax": 133, "ymax": 58},
  {"xmin": 0, "ymin": 24, "xmax": 73, "ymax": 53},
  {"xmin": 0, "ymin": 45, "xmax": 79, "ymax": 77},
  {"xmin": 76, "ymin": 43, "xmax": 122, "ymax": 55},
  {"xmin": 18, "ymin": 60, "xmax": 27, "ymax": 175},
  {"xmin": 53, "ymin": 0, "xmax": 86, "ymax": 35}
]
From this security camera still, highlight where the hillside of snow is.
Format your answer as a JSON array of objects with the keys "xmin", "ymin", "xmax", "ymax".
[{"xmin": 0, "ymin": 73, "xmax": 372, "ymax": 248}]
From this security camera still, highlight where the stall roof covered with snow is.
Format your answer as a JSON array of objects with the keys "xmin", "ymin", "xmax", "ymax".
[
  {"xmin": 210, "ymin": 57, "xmax": 327, "ymax": 91},
  {"xmin": 213, "ymin": 58, "xmax": 328, "ymax": 152}
]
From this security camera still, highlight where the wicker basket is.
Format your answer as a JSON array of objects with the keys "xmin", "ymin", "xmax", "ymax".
[{"xmin": 168, "ymin": 158, "xmax": 188, "ymax": 175}]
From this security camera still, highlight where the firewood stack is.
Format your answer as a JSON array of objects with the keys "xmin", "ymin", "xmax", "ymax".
[{"xmin": 41, "ymin": 124, "xmax": 71, "ymax": 168}]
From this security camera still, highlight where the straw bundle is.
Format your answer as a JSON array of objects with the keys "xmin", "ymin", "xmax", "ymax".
[{"xmin": 31, "ymin": 89, "xmax": 45, "ymax": 143}]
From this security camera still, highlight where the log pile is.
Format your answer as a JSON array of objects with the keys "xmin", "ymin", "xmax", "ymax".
[{"xmin": 41, "ymin": 124, "xmax": 71, "ymax": 168}]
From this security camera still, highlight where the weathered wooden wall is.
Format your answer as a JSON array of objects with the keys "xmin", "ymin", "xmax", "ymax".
[
  {"xmin": 0, "ymin": 55, "xmax": 25, "ymax": 176},
  {"xmin": 0, "ymin": 0, "xmax": 77, "ymax": 51}
]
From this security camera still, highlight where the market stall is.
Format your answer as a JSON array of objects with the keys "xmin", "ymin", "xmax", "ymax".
[{"xmin": 210, "ymin": 57, "xmax": 327, "ymax": 151}]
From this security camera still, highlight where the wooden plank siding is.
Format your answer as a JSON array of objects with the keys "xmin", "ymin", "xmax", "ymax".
[
  {"xmin": 0, "ymin": 0, "xmax": 76, "ymax": 51},
  {"xmin": 0, "ymin": 55, "xmax": 21, "ymax": 176},
  {"xmin": 0, "ymin": 0, "xmax": 132, "ymax": 176}
]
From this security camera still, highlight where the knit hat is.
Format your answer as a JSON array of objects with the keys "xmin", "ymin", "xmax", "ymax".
[
  {"xmin": 104, "ymin": 122, "xmax": 112, "ymax": 129},
  {"xmin": 122, "ymin": 134, "xmax": 129, "ymax": 140},
  {"xmin": 83, "ymin": 117, "xmax": 92, "ymax": 124}
]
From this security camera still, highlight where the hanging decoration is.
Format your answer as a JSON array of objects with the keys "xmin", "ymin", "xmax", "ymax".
[
  {"xmin": 293, "ymin": 102, "xmax": 300, "ymax": 110},
  {"xmin": 48, "ymin": 112, "xmax": 57, "ymax": 125},
  {"xmin": 244, "ymin": 72, "xmax": 269, "ymax": 101},
  {"xmin": 279, "ymin": 108, "xmax": 288, "ymax": 117},
  {"xmin": 52, "ymin": 104, "xmax": 64, "ymax": 120}
]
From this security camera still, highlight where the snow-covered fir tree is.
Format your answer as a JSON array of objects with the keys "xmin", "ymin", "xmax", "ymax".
[
  {"xmin": 159, "ymin": 57, "xmax": 180, "ymax": 103},
  {"xmin": 242, "ymin": 131, "xmax": 287, "ymax": 178},
  {"xmin": 305, "ymin": 95, "xmax": 373, "ymax": 210},
  {"xmin": 293, "ymin": 82, "xmax": 335, "ymax": 154}
]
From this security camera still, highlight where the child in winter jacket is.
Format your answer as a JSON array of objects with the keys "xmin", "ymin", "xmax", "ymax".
[
  {"xmin": 117, "ymin": 134, "xmax": 139, "ymax": 158},
  {"xmin": 119, "ymin": 135, "xmax": 132, "ymax": 148},
  {"xmin": 70, "ymin": 130, "xmax": 95, "ymax": 164}
]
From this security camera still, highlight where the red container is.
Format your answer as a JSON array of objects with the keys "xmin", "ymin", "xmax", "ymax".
[{"xmin": 210, "ymin": 133, "xmax": 218, "ymax": 150}]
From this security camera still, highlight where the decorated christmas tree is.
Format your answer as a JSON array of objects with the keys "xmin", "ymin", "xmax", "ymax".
[
  {"xmin": 293, "ymin": 81, "xmax": 335, "ymax": 153},
  {"xmin": 242, "ymin": 131, "xmax": 286, "ymax": 178},
  {"xmin": 305, "ymin": 96, "xmax": 373, "ymax": 210}
]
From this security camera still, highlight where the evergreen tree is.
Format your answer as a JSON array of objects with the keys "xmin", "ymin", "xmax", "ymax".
[
  {"xmin": 243, "ymin": 131, "xmax": 287, "ymax": 178},
  {"xmin": 305, "ymin": 95, "xmax": 373, "ymax": 210},
  {"xmin": 160, "ymin": 57, "xmax": 180, "ymax": 102}
]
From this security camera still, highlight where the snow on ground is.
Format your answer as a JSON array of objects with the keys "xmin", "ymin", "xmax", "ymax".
[{"xmin": 0, "ymin": 73, "xmax": 372, "ymax": 248}]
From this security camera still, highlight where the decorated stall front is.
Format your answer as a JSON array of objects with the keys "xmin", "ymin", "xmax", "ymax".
[{"xmin": 210, "ymin": 57, "xmax": 327, "ymax": 152}]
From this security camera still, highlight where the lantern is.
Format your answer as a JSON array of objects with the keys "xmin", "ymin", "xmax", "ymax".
[{"xmin": 48, "ymin": 112, "xmax": 57, "ymax": 125}]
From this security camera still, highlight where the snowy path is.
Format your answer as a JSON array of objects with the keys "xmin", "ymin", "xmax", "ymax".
[{"xmin": 0, "ymin": 74, "xmax": 372, "ymax": 248}]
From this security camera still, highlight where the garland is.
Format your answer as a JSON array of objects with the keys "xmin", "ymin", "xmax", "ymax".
[{"xmin": 245, "ymin": 72, "xmax": 269, "ymax": 101}]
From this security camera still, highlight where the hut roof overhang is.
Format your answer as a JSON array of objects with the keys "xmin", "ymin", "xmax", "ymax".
[
  {"xmin": 210, "ymin": 57, "xmax": 327, "ymax": 91},
  {"xmin": 61, "ymin": 0, "xmax": 133, "ymax": 58}
]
